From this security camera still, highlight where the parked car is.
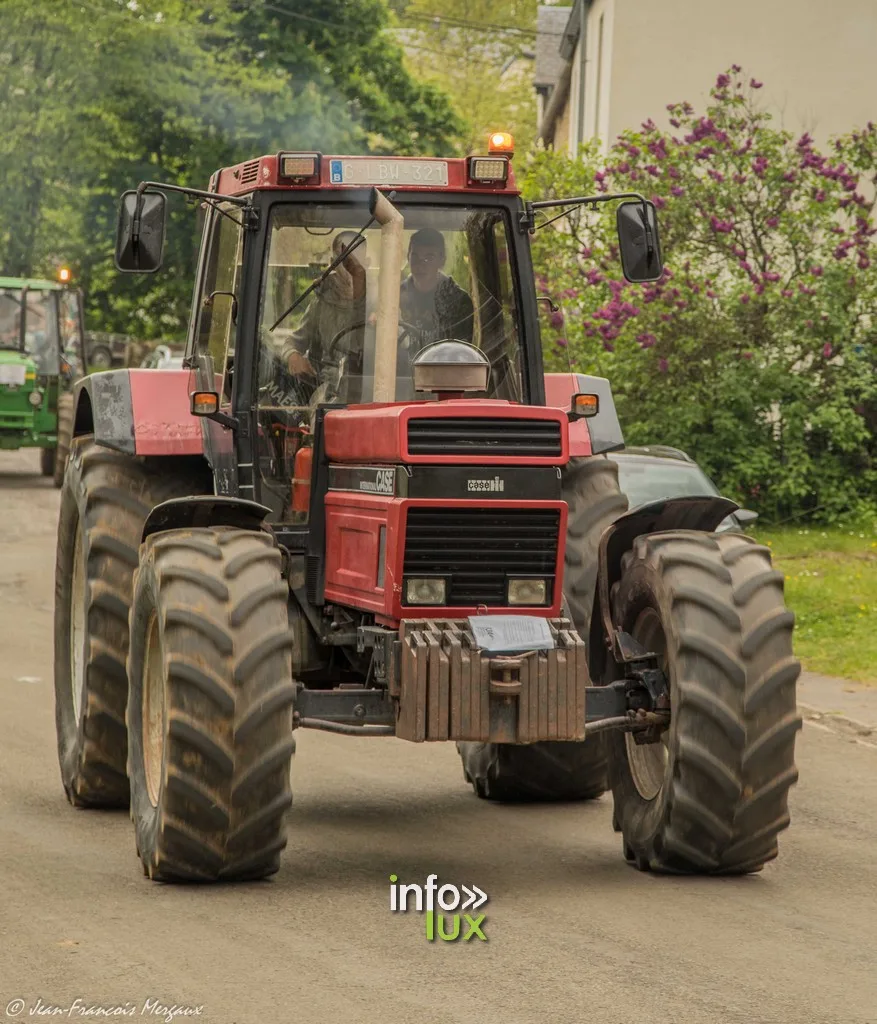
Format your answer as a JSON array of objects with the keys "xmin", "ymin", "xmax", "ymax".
[
  {"xmin": 140, "ymin": 344, "xmax": 184, "ymax": 370},
  {"xmin": 609, "ymin": 445, "xmax": 758, "ymax": 533}
]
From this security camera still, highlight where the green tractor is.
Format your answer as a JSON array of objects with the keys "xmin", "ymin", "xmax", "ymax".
[{"xmin": 0, "ymin": 275, "xmax": 86, "ymax": 485}]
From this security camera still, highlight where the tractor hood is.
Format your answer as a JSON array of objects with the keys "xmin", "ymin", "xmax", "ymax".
[
  {"xmin": 0, "ymin": 348, "xmax": 37, "ymax": 389},
  {"xmin": 323, "ymin": 400, "xmax": 570, "ymax": 466}
]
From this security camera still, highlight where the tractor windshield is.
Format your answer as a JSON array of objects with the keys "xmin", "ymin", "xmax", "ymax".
[
  {"xmin": 255, "ymin": 200, "xmax": 525, "ymax": 524},
  {"xmin": 22, "ymin": 290, "xmax": 60, "ymax": 375},
  {"xmin": 258, "ymin": 201, "xmax": 523, "ymax": 406}
]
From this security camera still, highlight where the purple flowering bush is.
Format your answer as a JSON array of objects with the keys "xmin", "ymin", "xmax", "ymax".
[{"xmin": 523, "ymin": 67, "xmax": 877, "ymax": 522}]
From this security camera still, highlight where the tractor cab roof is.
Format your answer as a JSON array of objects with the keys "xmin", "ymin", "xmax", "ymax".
[
  {"xmin": 0, "ymin": 277, "xmax": 70, "ymax": 291},
  {"xmin": 211, "ymin": 146, "xmax": 520, "ymax": 200}
]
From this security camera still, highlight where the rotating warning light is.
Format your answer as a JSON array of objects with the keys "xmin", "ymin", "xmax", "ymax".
[
  {"xmin": 58, "ymin": 267, "xmax": 71, "ymax": 283},
  {"xmin": 488, "ymin": 132, "xmax": 514, "ymax": 154}
]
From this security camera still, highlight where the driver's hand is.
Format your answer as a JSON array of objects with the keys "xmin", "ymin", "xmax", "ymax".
[{"xmin": 287, "ymin": 351, "xmax": 315, "ymax": 377}]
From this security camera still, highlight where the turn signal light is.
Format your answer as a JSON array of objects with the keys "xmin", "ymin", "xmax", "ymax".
[
  {"xmin": 190, "ymin": 391, "xmax": 219, "ymax": 416},
  {"xmin": 570, "ymin": 393, "xmax": 599, "ymax": 418},
  {"xmin": 488, "ymin": 132, "xmax": 515, "ymax": 154}
]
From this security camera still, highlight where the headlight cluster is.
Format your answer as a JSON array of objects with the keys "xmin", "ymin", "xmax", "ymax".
[
  {"xmin": 403, "ymin": 577, "xmax": 550, "ymax": 607},
  {"xmin": 28, "ymin": 390, "xmax": 43, "ymax": 407}
]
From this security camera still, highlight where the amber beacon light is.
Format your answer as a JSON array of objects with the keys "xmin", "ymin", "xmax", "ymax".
[{"xmin": 488, "ymin": 132, "xmax": 515, "ymax": 155}]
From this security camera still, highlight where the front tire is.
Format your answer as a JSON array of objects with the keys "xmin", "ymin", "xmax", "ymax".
[
  {"xmin": 127, "ymin": 527, "xmax": 296, "ymax": 883},
  {"xmin": 458, "ymin": 457, "xmax": 628, "ymax": 802},
  {"xmin": 609, "ymin": 530, "xmax": 802, "ymax": 874},
  {"xmin": 54, "ymin": 438, "xmax": 208, "ymax": 808},
  {"xmin": 53, "ymin": 393, "xmax": 74, "ymax": 487}
]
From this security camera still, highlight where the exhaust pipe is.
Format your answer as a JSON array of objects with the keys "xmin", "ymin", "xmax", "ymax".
[{"xmin": 369, "ymin": 188, "xmax": 404, "ymax": 405}]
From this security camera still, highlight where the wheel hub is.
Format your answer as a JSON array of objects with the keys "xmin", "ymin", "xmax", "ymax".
[
  {"xmin": 143, "ymin": 613, "xmax": 166, "ymax": 808},
  {"xmin": 624, "ymin": 607, "xmax": 670, "ymax": 802}
]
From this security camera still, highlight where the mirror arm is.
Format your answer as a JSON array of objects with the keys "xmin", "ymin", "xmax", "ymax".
[
  {"xmin": 523, "ymin": 191, "xmax": 650, "ymax": 233},
  {"xmin": 206, "ymin": 409, "xmax": 239, "ymax": 431},
  {"xmin": 135, "ymin": 180, "xmax": 249, "ymax": 209}
]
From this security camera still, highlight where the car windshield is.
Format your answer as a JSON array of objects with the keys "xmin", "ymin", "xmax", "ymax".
[{"xmin": 613, "ymin": 456, "xmax": 720, "ymax": 507}]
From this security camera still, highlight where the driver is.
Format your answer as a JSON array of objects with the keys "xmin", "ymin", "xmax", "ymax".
[
  {"xmin": 282, "ymin": 231, "xmax": 368, "ymax": 380},
  {"xmin": 399, "ymin": 229, "xmax": 474, "ymax": 345}
]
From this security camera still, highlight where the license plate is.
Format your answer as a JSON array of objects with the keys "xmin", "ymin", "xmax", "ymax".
[
  {"xmin": 468, "ymin": 615, "xmax": 556, "ymax": 654},
  {"xmin": 329, "ymin": 158, "xmax": 449, "ymax": 187},
  {"xmin": 0, "ymin": 364, "xmax": 26, "ymax": 386}
]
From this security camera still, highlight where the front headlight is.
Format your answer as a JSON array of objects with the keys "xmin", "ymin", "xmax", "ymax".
[
  {"xmin": 28, "ymin": 390, "xmax": 43, "ymax": 407},
  {"xmin": 508, "ymin": 578, "xmax": 548, "ymax": 606},
  {"xmin": 405, "ymin": 578, "xmax": 447, "ymax": 606}
]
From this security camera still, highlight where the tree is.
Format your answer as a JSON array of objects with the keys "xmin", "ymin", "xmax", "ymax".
[
  {"xmin": 522, "ymin": 67, "xmax": 877, "ymax": 523},
  {"xmin": 0, "ymin": 0, "xmax": 462, "ymax": 338},
  {"xmin": 390, "ymin": 0, "xmax": 539, "ymax": 152}
]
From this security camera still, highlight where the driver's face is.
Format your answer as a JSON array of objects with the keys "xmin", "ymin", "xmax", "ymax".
[{"xmin": 408, "ymin": 245, "xmax": 444, "ymax": 291}]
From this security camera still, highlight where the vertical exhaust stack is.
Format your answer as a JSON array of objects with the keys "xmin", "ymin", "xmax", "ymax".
[{"xmin": 369, "ymin": 189, "xmax": 405, "ymax": 405}]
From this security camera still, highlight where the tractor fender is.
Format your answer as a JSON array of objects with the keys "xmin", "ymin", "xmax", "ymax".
[
  {"xmin": 586, "ymin": 495, "xmax": 739, "ymax": 684},
  {"xmin": 544, "ymin": 373, "xmax": 625, "ymax": 457},
  {"xmin": 72, "ymin": 368, "xmax": 204, "ymax": 457},
  {"xmin": 141, "ymin": 496, "xmax": 273, "ymax": 544}
]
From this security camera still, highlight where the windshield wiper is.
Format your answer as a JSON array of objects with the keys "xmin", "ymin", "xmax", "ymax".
[{"xmin": 269, "ymin": 217, "xmax": 374, "ymax": 332}]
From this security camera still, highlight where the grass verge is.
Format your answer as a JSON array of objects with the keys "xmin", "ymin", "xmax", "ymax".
[{"xmin": 753, "ymin": 522, "xmax": 877, "ymax": 685}]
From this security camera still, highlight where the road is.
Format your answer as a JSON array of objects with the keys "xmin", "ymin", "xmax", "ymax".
[{"xmin": 1, "ymin": 448, "xmax": 876, "ymax": 1024}]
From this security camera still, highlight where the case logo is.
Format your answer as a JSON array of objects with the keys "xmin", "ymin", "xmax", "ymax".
[
  {"xmin": 467, "ymin": 476, "xmax": 505, "ymax": 493},
  {"xmin": 359, "ymin": 468, "xmax": 396, "ymax": 495}
]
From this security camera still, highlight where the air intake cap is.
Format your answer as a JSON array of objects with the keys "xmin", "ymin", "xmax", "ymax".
[{"xmin": 412, "ymin": 341, "xmax": 490, "ymax": 394}]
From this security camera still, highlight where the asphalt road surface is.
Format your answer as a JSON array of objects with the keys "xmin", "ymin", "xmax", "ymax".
[{"xmin": 1, "ymin": 448, "xmax": 875, "ymax": 1024}]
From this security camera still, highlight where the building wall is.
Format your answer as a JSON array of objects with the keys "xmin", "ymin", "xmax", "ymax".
[
  {"xmin": 608, "ymin": 0, "xmax": 877, "ymax": 146},
  {"xmin": 581, "ymin": 0, "xmax": 615, "ymax": 152}
]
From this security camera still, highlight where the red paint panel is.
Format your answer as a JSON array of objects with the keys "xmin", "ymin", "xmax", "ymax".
[
  {"xmin": 544, "ymin": 373, "xmax": 592, "ymax": 458},
  {"xmin": 129, "ymin": 368, "xmax": 204, "ymax": 456},
  {"xmin": 323, "ymin": 400, "xmax": 569, "ymax": 466},
  {"xmin": 215, "ymin": 154, "xmax": 520, "ymax": 198},
  {"xmin": 325, "ymin": 494, "xmax": 567, "ymax": 625},
  {"xmin": 323, "ymin": 493, "xmax": 403, "ymax": 616}
]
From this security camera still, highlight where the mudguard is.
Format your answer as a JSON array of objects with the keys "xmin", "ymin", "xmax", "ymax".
[
  {"xmin": 544, "ymin": 372, "xmax": 625, "ymax": 457},
  {"xmin": 142, "ymin": 496, "xmax": 273, "ymax": 543},
  {"xmin": 72, "ymin": 368, "xmax": 203, "ymax": 456},
  {"xmin": 586, "ymin": 495, "xmax": 740, "ymax": 684}
]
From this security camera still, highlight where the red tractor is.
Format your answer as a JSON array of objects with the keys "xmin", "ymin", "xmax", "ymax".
[{"xmin": 53, "ymin": 137, "xmax": 801, "ymax": 883}]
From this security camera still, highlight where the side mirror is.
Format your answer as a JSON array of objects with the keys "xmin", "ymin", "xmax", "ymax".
[
  {"xmin": 115, "ymin": 190, "xmax": 167, "ymax": 273},
  {"xmin": 616, "ymin": 199, "xmax": 663, "ymax": 283},
  {"xmin": 735, "ymin": 508, "xmax": 759, "ymax": 525}
]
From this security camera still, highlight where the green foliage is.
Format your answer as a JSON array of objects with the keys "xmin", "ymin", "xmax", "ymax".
[
  {"xmin": 391, "ymin": 0, "xmax": 539, "ymax": 152},
  {"xmin": 0, "ymin": 0, "xmax": 462, "ymax": 340},
  {"xmin": 521, "ymin": 67, "xmax": 877, "ymax": 524}
]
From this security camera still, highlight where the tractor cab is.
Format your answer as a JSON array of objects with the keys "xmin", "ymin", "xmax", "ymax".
[{"xmin": 0, "ymin": 274, "xmax": 85, "ymax": 480}]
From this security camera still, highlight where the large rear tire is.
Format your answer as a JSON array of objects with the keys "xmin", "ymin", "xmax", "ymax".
[
  {"xmin": 458, "ymin": 456, "xmax": 628, "ymax": 802},
  {"xmin": 54, "ymin": 438, "xmax": 208, "ymax": 808},
  {"xmin": 127, "ymin": 527, "xmax": 295, "ymax": 883},
  {"xmin": 609, "ymin": 530, "xmax": 801, "ymax": 874},
  {"xmin": 53, "ymin": 392, "xmax": 74, "ymax": 488}
]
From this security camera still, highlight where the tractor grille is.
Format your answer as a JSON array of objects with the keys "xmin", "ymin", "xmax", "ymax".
[
  {"xmin": 403, "ymin": 507, "xmax": 560, "ymax": 606},
  {"xmin": 406, "ymin": 417, "xmax": 562, "ymax": 457}
]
